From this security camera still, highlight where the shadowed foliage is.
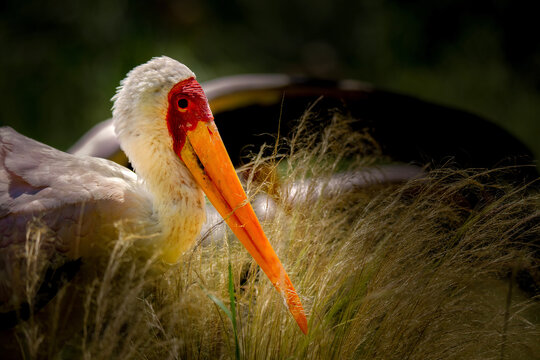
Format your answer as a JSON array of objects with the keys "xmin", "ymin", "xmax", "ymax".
[{"xmin": 2, "ymin": 116, "xmax": 539, "ymax": 359}]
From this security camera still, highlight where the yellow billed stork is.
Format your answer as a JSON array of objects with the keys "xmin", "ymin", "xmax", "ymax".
[{"xmin": 0, "ymin": 56, "xmax": 307, "ymax": 334}]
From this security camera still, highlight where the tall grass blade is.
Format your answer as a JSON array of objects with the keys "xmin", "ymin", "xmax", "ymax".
[{"xmin": 228, "ymin": 261, "xmax": 240, "ymax": 360}]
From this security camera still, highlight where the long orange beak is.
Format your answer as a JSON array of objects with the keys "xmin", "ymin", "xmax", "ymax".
[{"xmin": 180, "ymin": 120, "xmax": 308, "ymax": 334}]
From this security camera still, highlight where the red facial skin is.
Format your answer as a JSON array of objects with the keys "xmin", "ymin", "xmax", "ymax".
[{"xmin": 166, "ymin": 78, "xmax": 213, "ymax": 158}]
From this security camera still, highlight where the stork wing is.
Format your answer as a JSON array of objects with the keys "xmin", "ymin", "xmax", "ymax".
[{"xmin": 0, "ymin": 127, "xmax": 153, "ymax": 314}]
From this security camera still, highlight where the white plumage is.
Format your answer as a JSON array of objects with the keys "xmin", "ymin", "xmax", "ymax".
[
  {"xmin": 0, "ymin": 57, "xmax": 204, "ymax": 309},
  {"xmin": 1, "ymin": 57, "xmax": 205, "ymax": 261}
]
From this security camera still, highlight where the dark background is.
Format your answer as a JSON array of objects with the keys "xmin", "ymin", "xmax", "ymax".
[{"xmin": 1, "ymin": 0, "xmax": 539, "ymax": 161}]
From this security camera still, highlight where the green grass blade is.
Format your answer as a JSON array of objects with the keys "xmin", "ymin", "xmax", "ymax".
[
  {"xmin": 201, "ymin": 286, "xmax": 232, "ymax": 319},
  {"xmin": 228, "ymin": 261, "xmax": 240, "ymax": 360}
]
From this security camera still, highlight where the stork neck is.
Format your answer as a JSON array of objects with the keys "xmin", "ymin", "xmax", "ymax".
[{"xmin": 124, "ymin": 136, "xmax": 206, "ymax": 263}]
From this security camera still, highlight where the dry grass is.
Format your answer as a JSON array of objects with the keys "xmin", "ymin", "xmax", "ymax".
[{"xmin": 4, "ymin": 114, "xmax": 540, "ymax": 359}]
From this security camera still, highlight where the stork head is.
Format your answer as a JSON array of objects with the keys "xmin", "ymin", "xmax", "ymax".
[
  {"xmin": 113, "ymin": 56, "xmax": 197, "ymax": 152},
  {"xmin": 112, "ymin": 57, "xmax": 307, "ymax": 334}
]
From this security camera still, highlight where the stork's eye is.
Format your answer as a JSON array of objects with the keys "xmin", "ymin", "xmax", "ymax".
[{"xmin": 177, "ymin": 98, "xmax": 189, "ymax": 111}]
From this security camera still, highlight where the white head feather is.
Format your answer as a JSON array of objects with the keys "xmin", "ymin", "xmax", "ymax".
[
  {"xmin": 111, "ymin": 56, "xmax": 205, "ymax": 263},
  {"xmin": 111, "ymin": 56, "xmax": 196, "ymax": 182},
  {"xmin": 112, "ymin": 56, "xmax": 195, "ymax": 155}
]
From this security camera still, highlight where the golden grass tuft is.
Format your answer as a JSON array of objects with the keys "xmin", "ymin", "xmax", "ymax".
[{"xmin": 5, "ymin": 113, "xmax": 539, "ymax": 359}]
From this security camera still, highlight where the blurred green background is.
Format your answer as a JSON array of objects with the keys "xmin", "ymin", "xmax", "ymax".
[{"xmin": 1, "ymin": 0, "xmax": 539, "ymax": 160}]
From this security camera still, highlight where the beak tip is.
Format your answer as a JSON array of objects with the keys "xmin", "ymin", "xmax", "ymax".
[
  {"xmin": 298, "ymin": 315, "xmax": 308, "ymax": 335},
  {"xmin": 285, "ymin": 291, "xmax": 308, "ymax": 334}
]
